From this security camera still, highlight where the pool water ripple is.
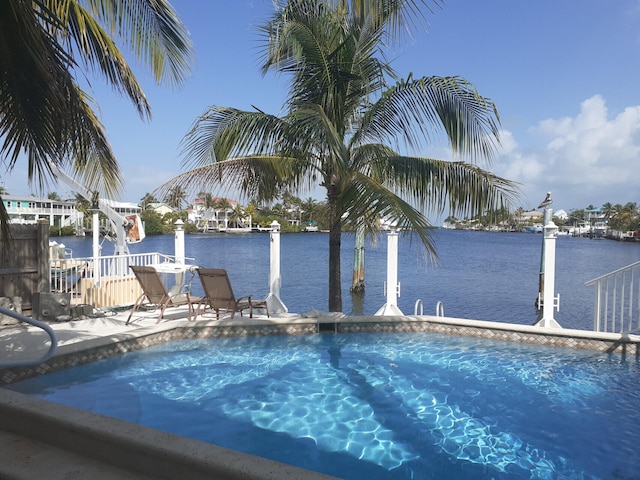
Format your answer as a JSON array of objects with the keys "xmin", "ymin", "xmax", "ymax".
[{"xmin": 7, "ymin": 332, "xmax": 640, "ymax": 480}]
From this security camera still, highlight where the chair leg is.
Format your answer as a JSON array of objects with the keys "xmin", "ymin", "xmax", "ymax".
[{"xmin": 126, "ymin": 294, "xmax": 147, "ymax": 325}]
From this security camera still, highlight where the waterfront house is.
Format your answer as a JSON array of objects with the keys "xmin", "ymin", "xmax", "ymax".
[{"xmin": 2, "ymin": 194, "xmax": 80, "ymax": 229}]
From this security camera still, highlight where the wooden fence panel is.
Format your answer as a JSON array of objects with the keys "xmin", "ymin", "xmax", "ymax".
[{"xmin": 0, "ymin": 220, "xmax": 50, "ymax": 314}]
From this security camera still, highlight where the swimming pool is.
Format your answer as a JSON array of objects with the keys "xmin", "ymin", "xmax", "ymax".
[{"xmin": 8, "ymin": 332, "xmax": 640, "ymax": 479}]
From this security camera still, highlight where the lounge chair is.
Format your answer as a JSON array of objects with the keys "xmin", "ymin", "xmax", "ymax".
[
  {"xmin": 195, "ymin": 268, "xmax": 269, "ymax": 319},
  {"xmin": 126, "ymin": 265, "xmax": 201, "ymax": 324}
]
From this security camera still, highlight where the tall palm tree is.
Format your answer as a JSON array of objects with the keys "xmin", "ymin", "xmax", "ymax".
[
  {"xmin": 0, "ymin": 0, "xmax": 193, "ymax": 241},
  {"xmin": 140, "ymin": 192, "xmax": 159, "ymax": 210},
  {"xmin": 301, "ymin": 197, "xmax": 319, "ymax": 223},
  {"xmin": 158, "ymin": 0, "xmax": 518, "ymax": 311},
  {"xmin": 164, "ymin": 186, "xmax": 186, "ymax": 210}
]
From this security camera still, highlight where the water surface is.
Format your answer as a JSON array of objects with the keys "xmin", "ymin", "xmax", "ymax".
[{"xmin": 56, "ymin": 229, "xmax": 640, "ymax": 329}]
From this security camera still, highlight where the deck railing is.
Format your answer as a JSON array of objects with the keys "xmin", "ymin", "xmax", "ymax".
[
  {"xmin": 585, "ymin": 260, "xmax": 640, "ymax": 333},
  {"xmin": 50, "ymin": 252, "xmax": 180, "ymax": 309}
]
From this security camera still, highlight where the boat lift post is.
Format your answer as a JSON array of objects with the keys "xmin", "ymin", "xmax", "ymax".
[
  {"xmin": 174, "ymin": 220, "xmax": 185, "ymax": 265},
  {"xmin": 535, "ymin": 214, "xmax": 562, "ymax": 328},
  {"xmin": 91, "ymin": 208, "xmax": 101, "ymax": 287},
  {"xmin": 266, "ymin": 221, "xmax": 288, "ymax": 314},
  {"xmin": 173, "ymin": 220, "xmax": 186, "ymax": 291},
  {"xmin": 375, "ymin": 226, "xmax": 403, "ymax": 316}
]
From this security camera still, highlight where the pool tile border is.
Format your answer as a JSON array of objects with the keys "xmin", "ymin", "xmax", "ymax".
[{"xmin": 2, "ymin": 315, "xmax": 639, "ymax": 385}]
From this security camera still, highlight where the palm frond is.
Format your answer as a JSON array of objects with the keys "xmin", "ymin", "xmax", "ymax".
[
  {"xmin": 83, "ymin": 0, "xmax": 194, "ymax": 88},
  {"xmin": 338, "ymin": 171, "xmax": 436, "ymax": 258},
  {"xmin": 61, "ymin": 1, "xmax": 152, "ymax": 118},
  {"xmin": 357, "ymin": 75, "xmax": 502, "ymax": 162},
  {"xmin": 180, "ymin": 107, "xmax": 293, "ymax": 168},
  {"xmin": 0, "ymin": 0, "xmax": 121, "ymax": 195},
  {"xmin": 372, "ymin": 154, "xmax": 520, "ymax": 217},
  {"xmin": 157, "ymin": 155, "xmax": 310, "ymax": 205}
]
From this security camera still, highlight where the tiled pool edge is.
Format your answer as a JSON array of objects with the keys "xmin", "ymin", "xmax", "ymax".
[
  {"xmin": 337, "ymin": 315, "xmax": 640, "ymax": 353},
  {"xmin": 2, "ymin": 315, "xmax": 639, "ymax": 385}
]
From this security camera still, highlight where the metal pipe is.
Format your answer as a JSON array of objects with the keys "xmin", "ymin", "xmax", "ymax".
[{"xmin": 0, "ymin": 306, "xmax": 57, "ymax": 368}]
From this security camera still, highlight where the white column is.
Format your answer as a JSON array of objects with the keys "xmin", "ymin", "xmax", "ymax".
[
  {"xmin": 92, "ymin": 210, "xmax": 100, "ymax": 286},
  {"xmin": 266, "ymin": 221, "xmax": 288, "ymax": 314},
  {"xmin": 173, "ymin": 220, "xmax": 186, "ymax": 293},
  {"xmin": 375, "ymin": 227, "xmax": 403, "ymax": 316},
  {"xmin": 535, "ymin": 219, "xmax": 562, "ymax": 328},
  {"xmin": 174, "ymin": 220, "xmax": 185, "ymax": 265}
]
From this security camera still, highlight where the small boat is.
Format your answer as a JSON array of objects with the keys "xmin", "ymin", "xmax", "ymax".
[
  {"xmin": 522, "ymin": 224, "xmax": 543, "ymax": 233},
  {"xmin": 304, "ymin": 222, "xmax": 319, "ymax": 232}
]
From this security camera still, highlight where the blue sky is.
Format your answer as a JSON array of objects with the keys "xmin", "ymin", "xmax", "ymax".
[{"xmin": 4, "ymin": 0, "xmax": 640, "ymax": 217}]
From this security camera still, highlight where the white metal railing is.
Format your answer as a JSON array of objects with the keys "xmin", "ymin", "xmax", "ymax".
[
  {"xmin": 50, "ymin": 252, "xmax": 182, "ymax": 309},
  {"xmin": 585, "ymin": 260, "xmax": 640, "ymax": 333}
]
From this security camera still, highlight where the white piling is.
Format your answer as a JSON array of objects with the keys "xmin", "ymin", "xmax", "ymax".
[
  {"xmin": 174, "ymin": 220, "xmax": 185, "ymax": 265},
  {"xmin": 92, "ymin": 210, "xmax": 100, "ymax": 286},
  {"xmin": 535, "ymin": 217, "xmax": 562, "ymax": 328},
  {"xmin": 172, "ymin": 220, "xmax": 186, "ymax": 292},
  {"xmin": 266, "ymin": 221, "xmax": 288, "ymax": 314},
  {"xmin": 375, "ymin": 226, "xmax": 403, "ymax": 316}
]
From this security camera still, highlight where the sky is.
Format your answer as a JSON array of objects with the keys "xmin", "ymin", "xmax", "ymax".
[{"xmin": 3, "ymin": 0, "xmax": 640, "ymax": 218}]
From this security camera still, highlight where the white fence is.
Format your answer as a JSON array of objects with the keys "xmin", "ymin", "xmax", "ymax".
[
  {"xmin": 585, "ymin": 260, "xmax": 640, "ymax": 333},
  {"xmin": 50, "ymin": 252, "xmax": 181, "ymax": 309}
]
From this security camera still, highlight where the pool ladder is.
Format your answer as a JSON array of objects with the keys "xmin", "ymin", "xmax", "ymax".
[
  {"xmin": 413, "ymin": 299, "xmax": 445, "ymax": 317},
  {"xmin": 0, "ymin": 306, "xmax": 58, "ymax": 368}
]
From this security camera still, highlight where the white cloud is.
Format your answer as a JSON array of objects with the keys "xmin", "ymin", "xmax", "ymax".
[{"xmin": 495, "ymin": 95, "xmax": 640, "ymax": 210}]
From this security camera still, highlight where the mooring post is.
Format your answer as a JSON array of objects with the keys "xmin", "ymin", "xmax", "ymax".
[
  {"xmin": 173, "ymin": 220, "xmax": 186, "ymax": 292},
  {"xmin": 266, "ymin": 221, "xmax": 288, "ymax": 314},
  {"xmin": 375, "ymin": 226, "xmax": 403, "ymax": 316},
  {"xmin": 92, "ymin": 210, "xmax": 100, "ymax": 287},
  {"xmin": 535, "ymin": 216, "xmax": 562, "ymax": 328},
  {"xmin": 174, "ymin": 219, "xmax": 185, "ymax": 265}
]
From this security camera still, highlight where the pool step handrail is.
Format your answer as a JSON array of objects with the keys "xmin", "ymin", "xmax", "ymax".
[
  {"xmin": 414, "ymin": 299, "xmax": 424, "ymax": 315},
  {"xmin": 0, "ymin": 306, "xmax": 58, "ymax": 368},
  {"xmin": 413, "ymin": 299, "xmax": 445, "ymax": 317},
  {"xmin": 585, "ymin": 260, "xmax": 640, "ymax": 333}
]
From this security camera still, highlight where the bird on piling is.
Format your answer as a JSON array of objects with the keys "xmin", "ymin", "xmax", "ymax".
[{"xmin": 537, "ymin": 192, "xmax": 553, "ymax": 209}]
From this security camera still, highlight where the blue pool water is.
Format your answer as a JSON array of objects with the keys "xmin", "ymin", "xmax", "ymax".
[{"xmin": 8, "ymin": 333, "xmax": 640, "ymax": 479}]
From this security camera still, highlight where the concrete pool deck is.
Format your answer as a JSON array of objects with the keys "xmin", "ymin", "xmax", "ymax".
[{"xmin": 1, "ymin": 306, "xmax": 640, "ymax": 479}]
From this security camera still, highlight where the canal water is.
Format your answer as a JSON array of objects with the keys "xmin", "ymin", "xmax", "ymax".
[{"xmin": 54, "ymin": 229, "xmax": 640, "ymax": 330}]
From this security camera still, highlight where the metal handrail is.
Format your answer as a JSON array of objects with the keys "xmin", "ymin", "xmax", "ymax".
[
  {"xmin": 585, "ymin": 260, "xmax": 640, "ymax": 285},
  {"xmin": 414, "ymin": 299, "xmax": 424, "ymax": 315},
  {"xmin": 585, "ymin": 261, "xmax": 640, "ymax": 333},
  {"xmin": 0, "ymin": 306, "xmax": 58, "ymax": 368}
]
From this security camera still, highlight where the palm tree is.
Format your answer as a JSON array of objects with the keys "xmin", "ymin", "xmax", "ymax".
[
  {"xmin": 230, "ymin": 204, "xmax": 246, "ymax": 228},
  {"xmin": 164, "ymin": 186, "xmax": 186, "ymax": 210},
  {"xmin": 158, "ymin": 0, "xmax": 517, "ymax": 311},
  {"xmin": 140, "ymin": 193, "xmax": 159, "ymax": 210},
  {"xmin": 0, "ymin": 0, "xmax": 193, "ymax": 241},
  {"xmin": 301, "ymin": 197, "xmax": 319, "ymax": 223},
  {"xmin": 601, "ymin": 202, "xmax": 616, "ymax": 221}
]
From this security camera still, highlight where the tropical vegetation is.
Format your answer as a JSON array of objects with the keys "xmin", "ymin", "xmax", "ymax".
[
  {"xmin": 157, "ymin": 0, "xmax": 518, "ymax": 312},
  {"xmin": 0, "ymin": 0, "xmax": 193, "ymax": 243}
]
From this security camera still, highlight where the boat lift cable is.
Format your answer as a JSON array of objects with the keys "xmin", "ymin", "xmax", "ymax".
[{"xmin": 0, "ymin": 306, "xmax": 58, "ymax": 368}]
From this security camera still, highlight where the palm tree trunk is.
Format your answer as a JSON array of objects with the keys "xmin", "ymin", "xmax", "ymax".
[{"xmin": 328, "ymin": 187, "xmax": 343, "ymax": 312}]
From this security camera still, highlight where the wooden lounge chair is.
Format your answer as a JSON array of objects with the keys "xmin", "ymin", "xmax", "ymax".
[
  {"xmin": 126, "ymin": 265, "xmax": 201, "ymax": 324},
  {"xmin": 195, "ymin": 268, "xmax": 269, "ymax": 319}
]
